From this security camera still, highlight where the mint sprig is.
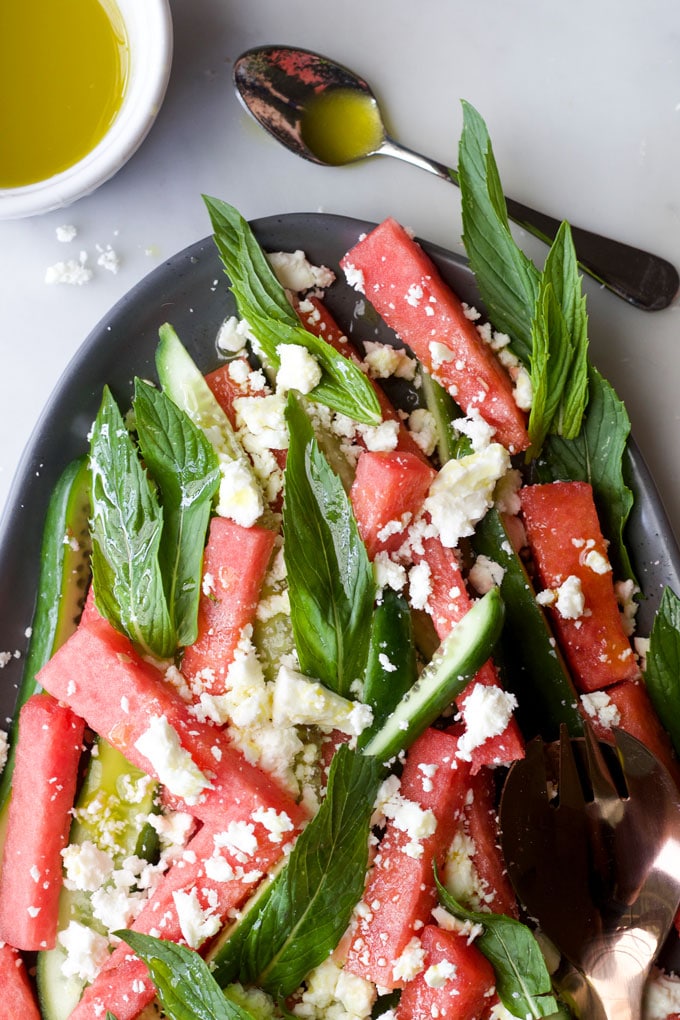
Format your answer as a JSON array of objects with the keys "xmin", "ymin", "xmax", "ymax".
[
  {"xmin": 203, "ymin": 195, "xmax": 381, "ymax": 426},
  {"xmin": 134, "ymin": 379, "xmax": 220, "ymax": 647},
  {"xmin": 458, "ymin": 100, "xmax": 539, "ymax": 362},
  {"xmin": 114, "ymin": 932, "xmax": 257, "ymax": 1019},
  {"xmin": 283, "ymin": 392, "xmax": 374, "ymax": 698},
  {"xmin": 644, "ymin": 586, "xmax": 680, "ymax": 756},
  {"xmin": 210, "ymin": 744, "xmax": 382, "ymax": 997},
  {"xmin": 435, "ymin": 874, "xmax": 560, "ymax": 1018},
  {"xmin": 89, "ymin": 386, "xmax": 176, "ymax": 659}
]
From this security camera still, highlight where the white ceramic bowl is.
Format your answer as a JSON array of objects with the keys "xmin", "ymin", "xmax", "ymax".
[{"xmin": 0, "ymin": 0, "xmax": 173, "ymax": 220}]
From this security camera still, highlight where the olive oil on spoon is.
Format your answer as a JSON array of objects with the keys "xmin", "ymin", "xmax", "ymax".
[{"xmin": 233, "ymin": 45, "xmax": 678, "ymax": 312}]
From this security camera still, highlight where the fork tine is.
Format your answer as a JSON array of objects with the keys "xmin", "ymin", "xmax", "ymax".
[
  {"xmin": 558, "ymin": 723, "xmax": 587, "ymax": 810},
  {"xmin": 583, "ymin": 719, "xmax": 621, "ymax": 804}
]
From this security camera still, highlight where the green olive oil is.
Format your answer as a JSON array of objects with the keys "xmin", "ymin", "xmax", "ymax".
[
  {"xmin": 300, "ymin": 88, "xmax": 383, "ymax": 165},
  {"xmin": 0, "ymin": 0, "xmax": 129, "ymax": 187}
]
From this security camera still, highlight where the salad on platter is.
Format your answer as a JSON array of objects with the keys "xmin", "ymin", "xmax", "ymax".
[{"xmin": 2, "ymin": 103, "xmax": 680, "ymax": 1020}]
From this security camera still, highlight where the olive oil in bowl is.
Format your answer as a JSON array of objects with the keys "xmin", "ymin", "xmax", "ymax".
[{"xmin": 0, "ymin": 0, "xmax": 129, "ymax": 188}]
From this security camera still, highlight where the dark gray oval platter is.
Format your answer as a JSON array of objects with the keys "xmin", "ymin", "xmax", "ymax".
[{"xmin": 1, "ymin": 212, "xmax": 679, "ymax": 731}]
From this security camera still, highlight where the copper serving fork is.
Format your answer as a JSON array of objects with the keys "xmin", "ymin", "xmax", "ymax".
[{"xmin": 499, "ymin": 724, "xmax": 680, "ymax": 1019}]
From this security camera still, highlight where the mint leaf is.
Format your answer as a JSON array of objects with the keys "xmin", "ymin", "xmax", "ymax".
[
  {"xmin": 528, "ymin": 280, "xmax": 574, "ymax": 456},
  {"xmin": 283, "ymin": 393, "xmax": 374, "ymax": 698},
  {"xmin": 541, "ymin": 221, "xmax": 589, "ymax": 438},
  {"xmin": 212, "ymin": 745, "xmax": 382, "ymax": 998},
  {"xmin": 115, "ymin": 932, "xmax": 256, "ymax": 1019},
  {"xmin": 644, "ymin": 586, "xmax": 680, "ymax": 756},
  {"xmin": 435, "ymin": 876, "xmax": 559, "ymax": 1018},
  {"xmin": 134, "ymin": 379, "xmax": 220, "ymax": 646},
  {"xmin": 458, "ymin": 100, "xmax": 540, "ymax": 362},
  {"xmin": 89, "ymin": 386, "xmax": 176, "ymax": 658},
  {"xmin": 203, "ymin": 195, "xmax": 381, "ymax": 425},
  {"xmin": 537, "ymin": 366, "xmax": 634, "ymax": 580}
]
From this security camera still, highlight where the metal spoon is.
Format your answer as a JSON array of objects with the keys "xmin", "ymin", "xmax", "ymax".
[
  {"xmin": 499, "ymin": 725, "xmax": 680, "ymax": 1019},
  {"xmin": 233, "ymin": 45, "xmax": 679, "ymax": 312}
]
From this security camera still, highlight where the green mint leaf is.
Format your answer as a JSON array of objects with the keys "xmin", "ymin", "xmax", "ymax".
[
  {"xmin": 115, "ymin": 932, "xmax": 257, "ymax": 1020},
  {"xmin": 134, "ymin": 379, "xmax": 220, "ymax": 646},
  {"xmin": 458, "ymin": 100, "xmax": 540, "ymax": 362},
  {"xmin": 644, "ymin": 586, "xmax": 680, "ymax": 756},
  {"xmin": 105, "ymin": 1013, "xmax": 119, "ymax": 1020},
  {"xmin": 89, "ymin": 386, "xmax": 176, "ymax": 658},
  {"xmin": 528, "ymin": 280, "xmax": 574, "ymax": 456},
  {"xmin": 435, "ymin": 876, "xmax": 559, "ymax": 1018},
  {"xmin": 203, "ymin": 195, "xmax": 381, "ymax": 425},
  {"xmin": 541, "ymin": 221, "xmax": 589, "ymax": 438},
  {"xmin": 214, "ymin": 745, "xmax": 382, "ymax": 998},
  {"xmin": 283, "ymin": 392, "xmax": 374, "ymax": 697},
  {"xmin": 536, "ymin": 366, "xmax": 634, "ymax": 580}
]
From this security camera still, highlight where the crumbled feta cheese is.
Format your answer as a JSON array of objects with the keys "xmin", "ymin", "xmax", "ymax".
[
  {"xmin": 96, "ymin": 244, "xmax": 120, "ymax": 274},
  {"xmin": 45, "ymin": 250, "xmax": 93, "ymax": 285},
  {"xmin": 234, "ymin": 393, "xmax": 289, "ymax": 451},
  {"xmin": 251, "ymin": 806, "xmax": 295, "ymax": 844},
  {"xmin": 554, "ymin": 575, "xmax": 585, "ymax": 620},
  {"xmin": 468, "ymin": 555, "xmax": 505, "ymax": 595},
  {"xmin": 408, "ymin": 408, "xmax": 438, "ymax": 456},
  {"xmin": 429, "ymin": 341, "xmax": 456, "ymax": 369},
  {"xmin": 216, "ymin": 316, "xmax": 251, "ymax": 354},
  {"xmin": 456, "ymin": 684, "xmax": 518, "ymax": 762},
  {"xmin": 0, "ymin": 729, "xmax": 7, "ymax": 775},
  {"xmin": 343, "ymin": 262, "xmax": 365, "ymax": 293},
  {"xmin": 373, "ymin": 552, "xmax": 407, "ymax": 593},
  {"xmin": 276, "ymin": 344, "xmax": 323, "ymax": 395},
  {"xmin": 392, "ymin": 936, "xmax": 426, "ymax": 982},
  {"xmin": 616, "ymin": 578, "xmax": 640, "ymax": 637},
  {"xmin": 295, "ymin": 956, "xmax": 376, "ymax": 1019},
  {"xmin": 134, "ymin": 715, "xmax": 211, "ymax": 803},
  {"xmin": 357, "ymin": 419, "xmax": 400, "ymax": 453},
  {"xmin": 580, "ymin": 691, "xmax": 621, "ymax": 730},
  {"xmin": 408, "ymin": 560, "xmax": 432, "ymax": 611},
  {"xmin": 267, "ymin": 250, "xmax": 335, "ymax": 292},
  {"xmin": 58, "ymin": 921, "xmax": 110, "ymax": 983},
  {"xmin": 512, "ymin": 365, "xmax": 533, "ymax": 411},
  {"xmin": 272, "ymin": 665, "xmax": 373, "ymax": 738},
  {"xmin": 453, "ymin": 407, "xmax": 496, "ymax": 452},
  {"xmin": 215, "ymin": 455, "xmax": 263, "ymax": 527},
  {"xmin": 62, "ymin": 841, "xmax": 114, "ymax": 892},
  {"xmin": 363, "ymin": 342, "xmax": 416, "ymax": 381},
  {"xmin": 172, "ymin": 888, "xmax": 221, "ymax": 949},
  {"xmin": 56, "ymin": 224, "xmax": 77, "ymax": 242},
  {"xmin": 583, "ymin": 548, "xmax": 611, "ymax": 575},
  {"xmin": 423, "ymin": 443, "xmax": 511, "ymax": 549},
  {"xmin": 424, "ymin": 959, "xmax": 458, "ymax": 988}
]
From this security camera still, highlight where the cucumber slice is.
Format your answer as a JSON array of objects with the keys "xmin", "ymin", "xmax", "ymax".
[
  {"xmin": 36, "ymin": 740, "xmax": 159, "ymax": 1020},
  {"xmin": 473, "ymin": 509, "xmax": 583, "ymax": 739},
  {"xmin": 156, "ymin": 322, "xmax": 248, "ymax": 465},
  {"xmin": 361, "ymin": 588, "xmax": 504, "ymax": 763},
  {"xmin": 156, "ymin": 322, "xmax": 265, "ymax": 525},
  {"xmin": 0, "ymin": 456, "xmax": 91, "ymax": 812}
]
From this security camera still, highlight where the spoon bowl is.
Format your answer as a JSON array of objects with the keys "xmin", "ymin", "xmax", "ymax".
[
  {"xmin": 500, "ymin": 724, "xmax": 680, "ymax": 1019},
  {"xmin": 233, "ymin": 44, "xmax": 679, "ymax": 311}
]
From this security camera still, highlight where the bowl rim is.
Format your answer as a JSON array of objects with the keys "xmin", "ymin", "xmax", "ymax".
[{"xmin": 0, "ymin": 0, "xmax": 173, "ymax": 220}]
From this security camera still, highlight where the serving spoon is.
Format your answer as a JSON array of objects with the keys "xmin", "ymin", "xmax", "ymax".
[
  {"xmin": 500, "ymin": 724, "xmax": 680, "ymax": 1019},
  {"xmin": 233, "ymin": 45, "xmax": 679, "ymax": 312}
]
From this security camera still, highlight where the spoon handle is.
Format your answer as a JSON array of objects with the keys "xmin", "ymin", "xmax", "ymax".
[{"xmin": 379, "ymin": 137, "xmax": 679, "ymax": 311}]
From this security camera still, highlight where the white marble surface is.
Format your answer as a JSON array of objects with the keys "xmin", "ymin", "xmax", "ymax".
[{"xmin": 2, "ymin": 0, "xmax": 680, "ymax": 541}]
